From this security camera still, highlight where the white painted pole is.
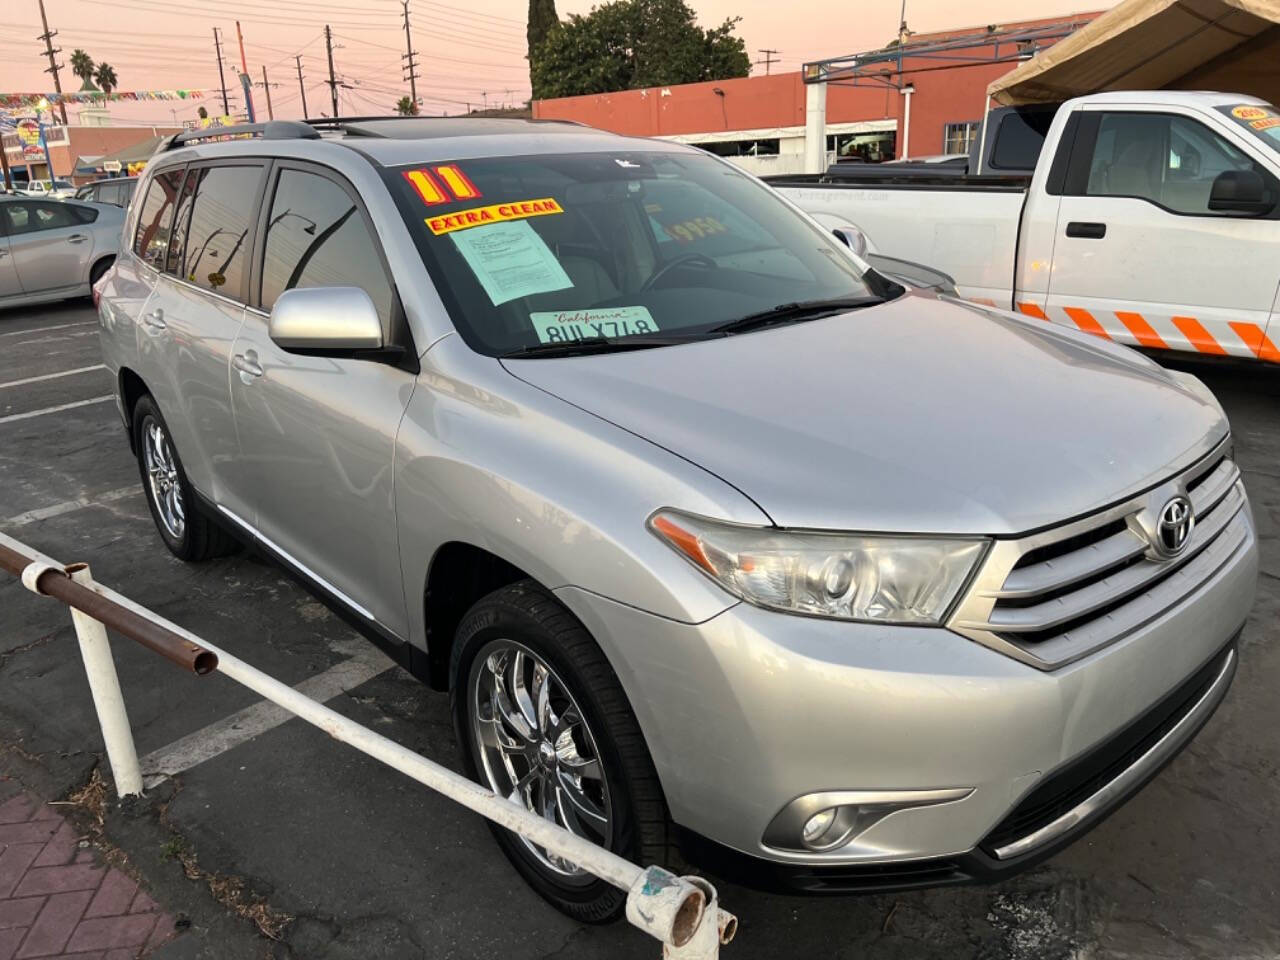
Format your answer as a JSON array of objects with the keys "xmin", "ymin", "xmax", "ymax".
[
  {"xmin": 66, "ymin": 564, "xmax": 143, "ymax": 798},
  {"xmin": 975, "ymin": 96, "xmax": 992, "ymax": 174},
  {"xmin": 900, "ymin": 84, "xmax": 915, "ymax": 160},
  {"xmin": 803, "ymin": 68, "xmax": 827, "ymax": 174}
]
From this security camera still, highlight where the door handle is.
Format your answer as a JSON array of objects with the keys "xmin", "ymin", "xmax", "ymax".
[
  {"xmin": 233, "ymin": 352, "xmax": 264, "ymax": 380},
  {"xmin": 140, "ymin": 309, "xmax": 166, "ymax": 331},
  {"xmin": 1065, "ymin": 221, "xmax": 1107, "ymax": 239},
  {"xmin": 67, "ymin": 234, "xmax": 88, "ymax": 244}
]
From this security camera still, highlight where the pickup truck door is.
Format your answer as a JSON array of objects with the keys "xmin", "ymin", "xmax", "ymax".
[
  {"xmin": 228, "ymin": 163, "xmax": 415, "ymax": 640},
  {"xmin": 1037, "ymin": 107, "xmax": 1280, "ymax": 361}
]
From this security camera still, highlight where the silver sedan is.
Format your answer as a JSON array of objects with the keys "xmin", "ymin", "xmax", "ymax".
[{"xmin": 0, "ymin": 196, "xmax": 124, "ymax": 309}]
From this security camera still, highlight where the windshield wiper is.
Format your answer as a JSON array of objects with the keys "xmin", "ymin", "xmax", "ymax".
[
  {"xmin": 710, "ymin": 297, "xmax": 883, "ymax": 335},
  {"xmin": 500, "ymin": 334, "xmax": 709, "ymax": 359}
]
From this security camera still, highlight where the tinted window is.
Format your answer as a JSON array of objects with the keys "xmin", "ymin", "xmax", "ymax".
[
  {"xmin": 133, "ymin": 169, "xmax": 185, "ymax": 268},
  {"xmin": 96, "ymin": 182, "xmax": 122, "ymax": 206},
  {"xmin": 3, "ymin": 201, "xmax": 76, "ymax": 234},
  {"xmin": 180, "ymin": 165, "xmax": 263, "ymax": 296},
  {"xmin": 1084, "ymin": 112, "xmax": 1278, "ymax": 215},
  {"xmin": 69, "ymin": 204, "xmax": 99, "ymax": 224},
  {"xmin": 260, "ymin": 168, "xmax": 394, "ymax": 327},
  {"xmin": 990, "ymin": 109, "xmax": 1055, "ymax": 170},
  {"xmin": 165, "ymin": 171, "xmax": 198, "ymax": 275}
]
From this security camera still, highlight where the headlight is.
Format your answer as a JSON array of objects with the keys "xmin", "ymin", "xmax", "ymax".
[{"xmin": 649, "ymin": 509, "xmax": 987, "ymax": 624}]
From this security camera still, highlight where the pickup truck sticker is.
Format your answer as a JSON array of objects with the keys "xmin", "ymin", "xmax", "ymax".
[
  {"xmin": 1251, "ymin": 117, "xmax": 1280, "ymax": 132},
  {"xmin": 529, "ymin": 306, "xmax": 659, "ymax": 344},
  {"xmin": 427, "ymin": 197, "xmax": 563, "ymax": 235},
  {"xmin": 1231, "ymin": 105, "xmax": 1270, "ymax": 121},
  {"xmin": 450, "ymin": 219, "xmax": 572, "ymax": 306}
]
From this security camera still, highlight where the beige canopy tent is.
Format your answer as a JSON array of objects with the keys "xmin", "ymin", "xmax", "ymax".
[{"xmin": 988, "ymin": 0, "xmax": 1280, "ymax": 105}]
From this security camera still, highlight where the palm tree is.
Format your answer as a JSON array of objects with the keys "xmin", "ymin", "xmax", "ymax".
[
  {"xmin": 70, "ymin": 49, "xmax": 97, "ymax": 90},
  {"xmin": 395, "ymin": 95, "xmax": 417, "ymax": 116},
  {"xmin": 94, "ymin": 63, "xmax": 118, "ymax": 95}
]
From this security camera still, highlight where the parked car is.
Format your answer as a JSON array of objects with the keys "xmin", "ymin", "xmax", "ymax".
[
  {"xmin": 75, "ymin": 176, "xmax": 140, "ymax": 208},
  {"xmin": 0, "ymin": 197, "xmax": 124, "ymax": 309},
  {"xmin": 97, "ymin": 118, "xmax": 1256, "ymax": 921},
  {"xmin": 769, "ymin": 91, "xmax": 1280, "ymax": 362},
  {"xmin": 19, "ymin": 178, "xmax": 77, "ymax": 199}
]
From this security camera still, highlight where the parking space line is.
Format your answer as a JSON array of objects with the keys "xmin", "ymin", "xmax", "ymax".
[
  {"xmin": 0, "ymin": 320, "xmax": 96, "ymax": 338},
  {"xmin": 0, "ymin": 365, "xmax": 107, "ymax": 390},
  {"xmin": 139, "ymin": 644, "xmax": 396, "ymax": 787},
  {"xmin": 0, "ymin": 395, "xmax": 114, "ymax": 425},
  {"xmin": 2, "ymin": 485, "xmax": 142, "ymax": 529}
]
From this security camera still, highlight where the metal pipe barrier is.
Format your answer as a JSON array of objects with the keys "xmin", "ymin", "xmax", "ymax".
[{"xmin": 0, "ymin": 530, "xmax": 737, "ymax": 956}]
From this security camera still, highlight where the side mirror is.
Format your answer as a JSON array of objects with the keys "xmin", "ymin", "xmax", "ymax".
[
  {"xmin": 268, "ymin": 286, "xmax": 385, "ymax": 356},
  {"xmin": 1208, "ymin": 169, "xmax": 1273, "ymax": 214},
  {"xmin": 831, "ymin": 224, "xmax": 870, "ymax": 257}
]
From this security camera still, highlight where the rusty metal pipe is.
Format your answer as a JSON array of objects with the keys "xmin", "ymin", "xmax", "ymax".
[{"xmin": 0, "ymin": 534, "xmax": 216, "ymax": 675}]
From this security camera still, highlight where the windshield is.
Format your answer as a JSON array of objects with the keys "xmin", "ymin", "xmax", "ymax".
[
  {"xmin": 53, "ymin": 180, "xmax": 73, "ymax": 189},
  {"xmin": 388, "ymin": 150, "xmax": 890, "ymax": 356},
  {"xmin": 1216, "ymin": 103, "xmax": 1280, "ymax": 154}
]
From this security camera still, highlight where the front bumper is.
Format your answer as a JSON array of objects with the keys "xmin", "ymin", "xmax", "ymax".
[{"xmin": 555, "ymin": 504, "xmax": 1257, "ymax": 883}]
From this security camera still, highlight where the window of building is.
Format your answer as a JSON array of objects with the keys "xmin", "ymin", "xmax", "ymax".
[
  {"xmin": 943, "ymin": 121, "xmax": 980, "ymax": 156},
  {"xmin": 132, "ymin": 168, "xmax": 185, "ymax": 269},
  {"xmin": 828, "ymin": 131, "xmax": 896, "ymax": 163},
  {"xmin": 696, "ymin": 139, "xmax": 780, "ymax": 158},
  {"xmin": 180, "ymin": 164, "xmax": 263, "ymax": 296},
  {"xmin": 259, "ymin": 168, "xmax": 394, "ymax": 330}
]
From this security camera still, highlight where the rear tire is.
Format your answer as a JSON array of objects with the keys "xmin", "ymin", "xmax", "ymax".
[
  {"xmin": 451, "ymin": 580, "xmax": 675, "ymax": 923},
  {"xmin": 89, "ymin": 256, "xmax": 114, "ymax": 288},
  {"xmin": 131, "ymin": 396, "xmax": 237, "ymax": 561}
]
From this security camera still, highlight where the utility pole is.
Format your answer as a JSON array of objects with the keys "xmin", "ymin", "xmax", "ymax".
[
  {"xmin": 401, "ymin": 1, "xmax": 419, "ymax": 114},
  {"xmin": 260, "ymin": 66, "xmax": 274, "ymax": 120},
  {"xmin": 36, "ymin": 0, "xmax": 68, "ymax": 125},
  {"xmin": 324, "ymin": 25, "xmax": 339, "ymax": 118},
  {"xmin": 756, "ymin": 48, "xmax": 780, "ymax": 75},
  {"xmin": 213, "ymin": 28, "xmax": 230, "ymax": 115},
  {"xmin": 295, "ymin": 55, "xmax": 308, "ymax": 119}
]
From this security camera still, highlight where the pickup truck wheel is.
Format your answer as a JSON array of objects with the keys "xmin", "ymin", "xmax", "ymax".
[
  {"xmin": 132, "ymin": 396, "xmax": 237, "ymax": 561},
  {"xmin": 451, "ymin": 580, "xmax": 674, "ymax": 923}
]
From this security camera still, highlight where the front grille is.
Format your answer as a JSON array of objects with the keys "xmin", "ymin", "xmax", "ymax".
[
  {"xmin": 949, "ymin": 440, "xmax": 1249, "ymax": 669},
  {"xmin": 981, "ymin": 642, "xmax": 1233, "ymax": 854}
]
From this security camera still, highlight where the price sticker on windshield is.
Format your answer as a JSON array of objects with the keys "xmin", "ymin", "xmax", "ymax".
[{"xmin": 530, "ymin": 306, "xmax": 659, "ymax": 344}]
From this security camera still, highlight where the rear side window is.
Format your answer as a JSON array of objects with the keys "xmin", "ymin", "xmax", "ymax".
[
  {"xmin": 97, "ymin": 182, "xmax": 122, "ymax": 206},
  {"xmin": 989, "ymin": 110, "xmax": 1054, "ymax": 171},
  {"xmin": 3, "ymin": 202, "xmax": 76, "ymax": 234},
  {"xmin": 180, "ymin": 164, "xmax": 264, "ymax": 297},
  {"xmin": 259, "ymin": 168, "xmax": 394, "ymax": 328},
  {"xmin": 165, "ymin": 171, "xmax": 198, "ymax": 276},
  {"xmin": 133, "ymin": 169, "xmax": 185, "ymax": 269},
  {"xmin": 69, "ymin": 204, "xmax": 99, "ymax": 224}
]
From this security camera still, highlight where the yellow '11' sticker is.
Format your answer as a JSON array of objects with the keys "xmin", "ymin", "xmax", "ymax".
[{"xmin": 427, "ymin": 198, "xmax": 563, "ymax": 236}]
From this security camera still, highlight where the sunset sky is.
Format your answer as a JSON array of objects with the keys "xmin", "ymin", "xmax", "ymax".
[{"xmin": 1, "ymin": 0, "xmax": 1089, "ymax": 125}]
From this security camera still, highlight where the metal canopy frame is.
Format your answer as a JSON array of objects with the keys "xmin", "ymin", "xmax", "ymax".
[{"xmin": 803, "ymin": 21, "xmax": 1094, "ymax": 89}]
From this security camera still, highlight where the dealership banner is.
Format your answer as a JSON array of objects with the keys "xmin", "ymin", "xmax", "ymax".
[{"xmin": 0, "ymin": 89, "xmax": 206, "ymax": 110}]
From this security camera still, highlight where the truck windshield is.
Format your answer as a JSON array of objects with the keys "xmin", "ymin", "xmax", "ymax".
[
  {"xmin": 1216, "ymin": 103, "xmax": 1280, "ymax": 154},
  {"xmin": 389, "ymin": 150, "xmax": 892, "ymax": 356}
]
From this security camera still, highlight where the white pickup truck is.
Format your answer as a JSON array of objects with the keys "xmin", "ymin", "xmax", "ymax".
[{"xmin": 770, "ymin": 91, "xmax": 1280, "ymax": 362}]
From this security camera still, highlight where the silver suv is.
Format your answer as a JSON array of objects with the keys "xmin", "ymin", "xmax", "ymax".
[{"xmin": 96, "ymin": 118, "xmax": 1257, "ymax": 920}]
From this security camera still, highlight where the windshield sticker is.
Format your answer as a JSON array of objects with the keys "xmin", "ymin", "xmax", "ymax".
[
  {"xmin": 660, "ymin": 216, "xmax": 728, "ymax": 244},
  {"xmin": 427, "ymin": 197, "xmax": 564, "ymax": 235},
  {"xmin": 1252, "ymin": 117, "xmax": 1280, "ymax": 132},
  {"xmin": 451, "ymin": 219, "xmax": 572, "ymax": 306},
  {"xmin": 530, "ymin": 306, "xmax": 659, "ymax": 344},
  {"xmin": 1231, "ymin": 105, "xmax": 1271, "ymax": 121},
  {"xmin": 404, "ymin": 169, "xmax": 449, "ymax": 206},
  {"xmin": 434, "ymin": 164, "xmax": 482, "ymax": 200}
]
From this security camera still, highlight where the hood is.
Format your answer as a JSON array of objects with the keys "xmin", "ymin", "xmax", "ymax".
[{"xmin": 502, "ymin": 294, "xmax": 1228, "ymax": 535}]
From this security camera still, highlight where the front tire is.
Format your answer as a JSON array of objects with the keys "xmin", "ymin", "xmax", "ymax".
[
  {"xmin": 451, "ymin": 581, "xmax": 674, "ymax": 923},
  {"xmin": 132, "ymin": 396, "xmax": 236, "ymax": 561}
]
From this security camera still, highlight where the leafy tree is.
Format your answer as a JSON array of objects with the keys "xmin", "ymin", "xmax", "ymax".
[
  {"xmin": 531, "ymin": 0, "xmax": 749, "ymax": 100},
  {"xmin": 395, "ymin": 95, "xmax": 418, "ymax": 116},
  {"xmin": 93, "ymin": 63, "xmax": 118, "ymax": 95},
  {"xmin": 70, "ymin": 49, "xmax": 97, "ymax": 90}
]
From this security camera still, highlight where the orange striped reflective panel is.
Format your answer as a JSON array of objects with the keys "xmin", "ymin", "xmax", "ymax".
[
  {"xmin": 1017, "ymin": 302, "xmax": 1048, "ymax": 320},
  {"xmin": 1063, "ymin": 307, "xmax": 1110, "ymax": 340},
  {"xmin": 1170, "ymin": 316, "xmax": 1228, "ymax": 356},
  {"xmin": 1228, "ymin": 322, "xmax": 1280, "ymax": 363},
  {"xmin": 434, "ymin": 164, "xmax": 482, "ymax": 200},
  {"xmin": 1114, "ymin": 311, "xmax": 1168, "ymax": 351},
  {"xmin": 403, "ymin": 169, "xmax": 448, "ymax": 205}
]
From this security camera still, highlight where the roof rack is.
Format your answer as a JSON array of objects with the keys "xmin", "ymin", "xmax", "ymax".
[{"xmin": 168, "ymin": 120, "xmax": 320, "ymax": 149}]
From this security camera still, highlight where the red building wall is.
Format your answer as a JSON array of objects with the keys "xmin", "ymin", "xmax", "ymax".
[{"xmin": 533, "ymin": 12, "xmax": 1100, "ymax": 158}]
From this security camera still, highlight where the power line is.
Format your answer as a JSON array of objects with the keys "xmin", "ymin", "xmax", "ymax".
[
  {"xmin": 35, "ymin": 0, "xmax": 68, "ymax": 124},
  {"xmin": 756, "ymin": 48, "xmax": 780, "ymax": 75},
  {"xmin": 401, "ymin": 0, "xmax": 419, "ymax": 112}
]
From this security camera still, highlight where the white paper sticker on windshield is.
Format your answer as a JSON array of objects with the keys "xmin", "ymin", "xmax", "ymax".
[
  {"xmin": 529, "ymin": 306, "xmax": 659, "ymax": 344},
  {"xmin": 450, "ymin": 219, "xmax": 572, "ymax": 306}
]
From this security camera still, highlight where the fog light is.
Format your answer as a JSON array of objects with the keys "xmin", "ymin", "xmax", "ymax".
[{"xmin": 801, "ymin": 808, "xmax": 838, "ymax": 848}]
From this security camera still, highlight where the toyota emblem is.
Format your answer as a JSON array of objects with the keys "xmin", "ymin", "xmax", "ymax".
[{"xmin": 1156, "ymin": 496, "xmax": 1194, "ymax": 557}]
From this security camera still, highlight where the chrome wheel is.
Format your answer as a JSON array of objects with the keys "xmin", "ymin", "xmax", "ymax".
[
  {"xmin": 471, "ymin": 640, "xmax": 612, "ymax": 880},
  {"xmin": 143, "ymin": 420, "xmax": 185, "ymax": 541}
]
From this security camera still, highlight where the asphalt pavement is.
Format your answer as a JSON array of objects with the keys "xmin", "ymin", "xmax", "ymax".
[{"xmin": 1, "ymin": 299, "xmax": 1277, "ymax": 959}]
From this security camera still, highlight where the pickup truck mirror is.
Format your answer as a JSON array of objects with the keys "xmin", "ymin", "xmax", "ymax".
[
  {"xmin": 831, "ymin": 225, "xmax": 870, "ymax": 257},
  {"xmin": 268, "ymin": 286, "xmax": 386, "ymax": 356},
  {"xmin": 1208, "ymin": 169, "xmax": 1273, "ymax": 215}
]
